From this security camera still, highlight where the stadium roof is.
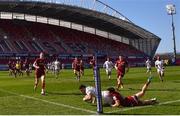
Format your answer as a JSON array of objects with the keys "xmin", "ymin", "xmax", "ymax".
[{"xmin": 0, "ymin": 0, "xmax": 161, "ymax": 41}]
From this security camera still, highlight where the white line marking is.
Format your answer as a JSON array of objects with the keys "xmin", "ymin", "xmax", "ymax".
[
  {"xmin": 2, "ymin": 88, "xmax": 180, "ymax": 114},
  {"xmin": 107, "ymin": 99, "xmax": 180, "ymax": 113},
  {"xmin": 0, "ymin": 89, "xmax": 96, "ymax": 114}
]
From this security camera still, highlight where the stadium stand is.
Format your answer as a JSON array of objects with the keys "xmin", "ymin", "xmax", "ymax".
[
  {"xmin": 0, "ymin": 0, "xmax": 161, "ymax": 69},
  {"xmin": 0, "ymin": 19, "xmax": 145, "ymax": 57},
  {"xmin": 0, "ymin": 19, "xmax": 146, "ymax": 67}
]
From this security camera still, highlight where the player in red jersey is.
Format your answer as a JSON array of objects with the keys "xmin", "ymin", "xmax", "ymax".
[
  {"xmin": 89, "ymin": 56, "xmax": 96, "ymax": 79},
  {"xmin": 108, "ymin": 77, "xmax": 158, "ymax": 107},
  {"xmin": 72, "ymin": 57, "xmax": 77, "ymax": 73},
  {"xmin": 8, "ymin": 60, "xmax": 13, "ymax": 76},
  {"xmin": 80, "ymin": 59, "xmax": 84, "ymax": 76},
  {"xmin": 72, "ymin": 57, "xmax": 81, "ymax": 81},
  {"xmin": 115, "ymin": 56, "xmax": 129, "ymax": 89},
  {"xmin": 8, "ymin": 60, "xmax": 16, "ymax": 77},
  {"xmin": 33, "ymin": 52, "xmax": 46, "ymax": 95},
  {"xmin": 72, "ymin": 57, "xmax": 77, "ymax": 78},
  {"xmin": 24, "ymin": 58, "xmax": 30, "ymax": 76},
  {"xmin": 89, "ymin": 56, "xmax": 95, "ymax": 69},
  {"xmin": 12, "ymin": 61, "xmax": 17, "ymax": 77}
]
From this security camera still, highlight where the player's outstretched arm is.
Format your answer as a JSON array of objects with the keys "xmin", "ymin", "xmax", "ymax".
[
  {"xmin": 111, "ymin": 100, "xmax": 120, "ymax": 107},
  {"xmin": 114, "ymin": 63, "xmax": 118, "ymax": 70},
  {"xmin": 33, "ymin": 61, "xmax": 39, "ymax": 69},
  {"xmin": 83, "ymin": 94, "xmax": 95, "ymax": 103}
]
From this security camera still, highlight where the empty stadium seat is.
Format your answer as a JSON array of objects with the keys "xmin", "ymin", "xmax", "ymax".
[{"xmin": 0, "ymin": 19, "xmax": 147, "ymax": 65}]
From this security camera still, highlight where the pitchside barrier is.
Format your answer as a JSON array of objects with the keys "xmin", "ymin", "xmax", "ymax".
[{"xmin": 0, "ymin": 65, "xmax": 8, "ymax": 70}]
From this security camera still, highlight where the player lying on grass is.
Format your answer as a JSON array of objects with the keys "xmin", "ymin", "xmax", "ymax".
[
  {"xmin": 107, "ymin": 77, "xmax": 158, "ymax": 107},
  {"xmin": 79, "ymin": 85, "xmax": 113, "ymax": 106}
]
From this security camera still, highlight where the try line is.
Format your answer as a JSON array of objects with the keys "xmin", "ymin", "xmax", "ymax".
[{"xmin": 0, "ymin": 89, "xmax": 96, "ymax": 114}]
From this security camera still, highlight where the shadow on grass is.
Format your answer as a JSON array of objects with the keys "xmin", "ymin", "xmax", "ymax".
[
  {"xmin": 103, "ymin": 112, "xmax": 125, "ymax": 115},
  {"xmin": 103, "ymin": 112, "xmax": 159, "ymax": 115},
  {"xmin": 81, "ymin": 80, "xmax": 95, "ymax": 83},
  {"xmin": 172, "ymin": 80, "xmax": 180, "ymax": 83},
  {"xmin": 127, "ymin": 88, "xmax": 180, "ymax": 92},
  {"xmin": 149, "ymin": 88, "xmax": 180, "ymax": 92},
  {"xmin": 82, "ymin": 79, "xmax": 117, "ymax": 83},
  {"xmin": 47, "ymin": 92, "xmax": 82, "ymax": 96}
]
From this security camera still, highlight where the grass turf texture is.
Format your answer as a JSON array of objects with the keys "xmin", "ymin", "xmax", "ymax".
[{"xmin": 0, "ymin": 66, "xmax": 180, "ymax": 115}]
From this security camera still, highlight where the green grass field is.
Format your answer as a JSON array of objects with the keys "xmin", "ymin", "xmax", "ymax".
[{"xmin": 0, "ymin": 66, "xmax": 180, "ymax": 115}]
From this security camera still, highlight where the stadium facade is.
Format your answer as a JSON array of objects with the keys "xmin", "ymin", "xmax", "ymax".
[{"xmin": 0, "ymin": 0, "xmax": 161, "ymax": 67}]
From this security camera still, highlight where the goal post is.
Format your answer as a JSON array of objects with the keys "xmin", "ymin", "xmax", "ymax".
[{"xmin": 93, "ymin": 54, "xmax": 103, "ymax": 114}]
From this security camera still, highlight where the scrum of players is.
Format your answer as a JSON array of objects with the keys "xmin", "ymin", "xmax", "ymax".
[{"xmin": 7, "ymin": 52, "xmax": 164, "ymax": 108}]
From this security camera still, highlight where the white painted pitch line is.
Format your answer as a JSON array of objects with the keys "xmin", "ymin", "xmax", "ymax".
[
  {"xmin": 107, "ymin": 99, "xmax": 180, "ymax": 113},
  {"xmin": 2, "ymin": 88, "xmax": 180, "ymax": 114},
  {"xmin": 0, "ymin": 89, "xmax": 96, "ymax": 114}
]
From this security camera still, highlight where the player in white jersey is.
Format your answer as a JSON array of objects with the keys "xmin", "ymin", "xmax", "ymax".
[
  {"xmin": 79, "ymin": 85, "xmax": 113, "ymax": 106},
  {"xmin": 155, "ymin": 56, "xmax": 164, "ymax": 82},
  {"xmin": 54, "ymin": 59, "xmax": 61, "ymax": 78},
  {"xmin": 47, "ymin": 62, "xmax": 51, "ymax": 73},
  {"xmin": 145, "ymin": 58, "xmax": 152, "ymax": 75},
  {"xmin": 103, "ymin": 57, "xmax": 114, "ymax": 80},
  {"xmin": 101, "ymin": 90, "xmax": 113, "ymax": 106}
]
